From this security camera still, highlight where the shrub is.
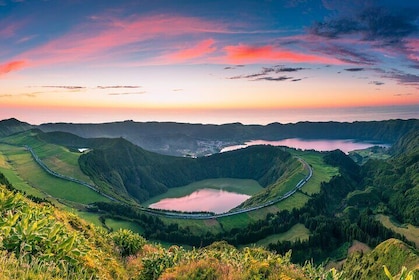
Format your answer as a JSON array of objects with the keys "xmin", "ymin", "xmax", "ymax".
[{"xmin": 110, "ymin": 229, "xmax": 146, "ymax": 257}]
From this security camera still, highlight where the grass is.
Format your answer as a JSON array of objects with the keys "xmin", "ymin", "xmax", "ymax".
[
  {"xmin": 0, "ymin": 147, "xmax": 47, "ymax": 198},
  {"xmin": 143, "ymin": 178, "xmax": 263, "ymax": 206},
  {"xmin": 274, "ymin": 192, "xmax": 310, "ymax": 211},
  {"xmin": 2, "ymin": 131, "xmax": 93, "ymax": 184},
  {"xmin": 290, "ymin": 149, "xmax": 339, "ymax": 195},
  {"xmin": 217, "ymin": 213, "xmax": 256, "ymax": 232},
  {"xmin": 252, "ymin": 223, "xmax": 311, "ymax": 248},
  {"xmin": 105, "ymin": 218, "xmax": 145, "ymax": 234},
  {"xmin": 0, "ymin": 144, "xmax": 109, "ymax": 205},
  {"xmin": 376, "ymin": 214, "xmax": 419, "ymax": 247},
  {"xmin": 74, "ymin": 211, "xmax": 104, "ymax": 228}
]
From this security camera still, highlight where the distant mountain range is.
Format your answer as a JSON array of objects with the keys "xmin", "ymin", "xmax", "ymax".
[{"xmin": 1, "ymin": 118, "xmax": 417, "ymax": 156}]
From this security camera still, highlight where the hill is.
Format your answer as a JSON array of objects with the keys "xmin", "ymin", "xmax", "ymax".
[
  {"xmin": 0, "ymin": 118, "xmax": 32, "ymax": 137},
  {"xmin": 1, "ymin": 171, "xmax": 416, "ymax": 279},
  {"xmin": 38, "ymin": 119, "xmax": 419, "ymax": 156},
  {"xmin": 0, "ymin": 174, "xmax": 347, "ymax": 279},
  {"xmin": 78, "ymin": 137, "xmax": 294, "ymax": 202},
  {"xmin": 343, "ymin": 238, "xmax": 419, "ymax": 279},
  {"xmin": 362, "ymin": 129, "xmax": 419, "ymax": 225}
]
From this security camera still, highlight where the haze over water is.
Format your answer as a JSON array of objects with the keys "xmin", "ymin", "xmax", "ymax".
[{"xmin": 2, "ymin": 105, "xmax": 418, "ymax": 126}]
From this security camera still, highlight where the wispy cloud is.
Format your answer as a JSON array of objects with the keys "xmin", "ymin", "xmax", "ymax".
[
  {"xmin": 344, "ymin": 67, "xmax": 364, "ymax": 72},
  {"xmin": 2, "ymin": 15, "xmax": 228, "ymax": 74},
  {"xmin": 255, "ymin": 76, "xmax": 292, "ymax": 82},
  {"xmin": 317, "ymin": 44, "xmax": 377, "ymax": 65},
  {"xmin": 228, "ymin": 65, "xmax": 306, "ymax": 81},
  {"xmin": 223, "ymin": 44, "xmax": 341, "ymax": 64},
  {"xmin": 369, "ymin": 81, "xmax": 385, "ymax": 86},
  {"xmin": 108, "ymin": 91, "xmax": 146, "ymax": 96},
  {"xmin": 310, "ymin": 5, "xmax": 418, "ymax": 47},
  {"xmin": 161, "ymin": 39, "xmax": 216, "ymax": 63},
  {"xmin": 39, "ymin": 86, "xmax": 86, "ymax": 90},
  {"xmin": 0, "ymin": 60, "xmax": 27, "ymax": 75},
  {"xmin": 97, "ymin": 86, "xmax": 142, "ymax": 89},
  {"xmin": 224, "ymin": 65, "xmax": 245, "ymax": 70},
  {"xmin": 384, "ymin": 72, "xmax": 419, "ymax": 86}
]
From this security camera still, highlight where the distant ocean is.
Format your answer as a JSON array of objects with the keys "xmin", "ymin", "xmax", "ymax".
[
  {"xmin": 2, "ymin": 104, "xmax": 418, "ymax": 125},
  {"xmin": 238, "ymin": 105, "xmax": 419, "ymax": 125}
]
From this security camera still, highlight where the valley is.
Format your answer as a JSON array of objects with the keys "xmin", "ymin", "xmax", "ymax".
[{"xmin": 0, "ymin": 118, "xmax": 418, "ymax": 279}]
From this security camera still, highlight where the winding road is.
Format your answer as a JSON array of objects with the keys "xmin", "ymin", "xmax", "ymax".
[{"xmin": 25, "ymin": 145, "xmax": 313, "ymax": 220}]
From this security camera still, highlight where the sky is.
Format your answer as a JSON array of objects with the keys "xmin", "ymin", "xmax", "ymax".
[{"xmin": 0, "ymin": 0, "xmax": 418, "ymax": 125}]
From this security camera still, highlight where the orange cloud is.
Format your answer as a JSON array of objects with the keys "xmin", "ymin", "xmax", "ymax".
[
  {"xmin": 0, "ymin": 60, "xmax": 27, "ymax": 75},
  {"xmin": 161, "ymin": 39, "xmax": 216, "ymax": 63},
  {"xmin": 224, "ymin": 44, "xmax": 342, "ymax": 64}
]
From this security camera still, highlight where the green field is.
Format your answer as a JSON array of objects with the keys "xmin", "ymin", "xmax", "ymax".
[
  {"xmin": 0, "ymin": 144, "xmax": 109, "ymax": 205},
  {"xmin": 105, "ymin": 218, "xmax": 145, "ymax": 234},
  {"xmin": 0, "ymin": 147, "xmax": 47, "ymax": 198},
  {"xmin": 274, "ymin": 192, "xmax": 310, "ymax": 211},
  {"xmin": 376, "ymin": 214, "xmax": 419, "ymax": 247},
  {"xmin": 143, "ymin": 178, "xmax": 264, "ymax": 206},
  {"xmin": 290, "ymin": 149, "xmax": 339, "ymax": 195},
  {"xmin": 253, "ymin": 223, "xmax": 311, "ymax": 248},
  {"xmin": 2, "ymin": 131, "xmax": 93, "ymax": 183}
]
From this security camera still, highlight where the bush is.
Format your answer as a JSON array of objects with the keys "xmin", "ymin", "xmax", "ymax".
[{"xmin": 111, "ymin": 229, "xmax": 146, "ymax": 257}]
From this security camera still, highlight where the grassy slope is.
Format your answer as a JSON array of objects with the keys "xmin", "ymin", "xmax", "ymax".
[
  {"xmin": 343, "ymin": 238, "xmax": 419, "ymax": 279},
  {"xmin": 376, "ymin": 214, "xmax": 419, "ymax": 248},
  {"xmin": 253, "ymin": 223, "xmax": 311, "ymax": 248},
  {"xmin": 1, "ymin": 181, "xmax": 330, "ymax": 280},
  {"xmin": 2, "ymin": 130, "xmax": 93, "ymax": 183},
  {"xmin": 0, "ymin": 143, "xmax": 109, "ymax": 205}
]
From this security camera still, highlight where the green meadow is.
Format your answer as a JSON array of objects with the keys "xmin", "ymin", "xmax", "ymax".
[
  {"xmin": 2, "ymin": 131, "xmax": 93, "ymax": 183},
  {"xmin": 0, "ymin": 143, "xmax": 109, "ymax": 205},
  {"xmin": 253, "ymin": 223, "xmax": 311, "ymax": 248},
  {"xmin": 376, "ymin": 214, "xmax": 419, "ymax": 247}
]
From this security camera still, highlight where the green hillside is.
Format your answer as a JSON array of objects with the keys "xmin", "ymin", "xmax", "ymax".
[
  {"xmin": 0, "ymin": 118, "xmax": 32, "ymax": 137},
  {"xmin": 78, "ymin": 137, "xmax": 294, "ymax": 202},
  {"xmin": 0, "ymin": 175, "xmax": 347, "ymax": 280},
  {"xmin": 2, "ymin": 171, "xmax": 416, "ymax": 279},
  {"xmin": 343, "ymin": 238, "xmax": 419, "ymax": 279}
]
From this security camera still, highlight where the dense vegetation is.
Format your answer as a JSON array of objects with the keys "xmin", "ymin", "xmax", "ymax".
[
  {"xmin": 88, "ymin": 129, "xmax": 419, "ymax": 268},
  {"xmin": 0, "ymin": 173, "xmax": 351, "ymax": 279},
  {"xmin": 78, "ymin": 138, "xmax": 294, "ymax": 202},
  {"xmin": 1, "ymin": 174, "xmax": 416, "ymax": 279},
  {"xmin": 1, "ymin": 118, "xmax": 418, "ymax": 278}
]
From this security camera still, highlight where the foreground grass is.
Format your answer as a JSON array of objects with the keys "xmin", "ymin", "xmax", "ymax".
[{"xmin": 1, "ymin": 181, "xmax": 342, "ymax": 280}]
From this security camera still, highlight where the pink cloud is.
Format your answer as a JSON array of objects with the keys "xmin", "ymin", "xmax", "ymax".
[
  {"xmin": 405, "ymin": 38, "xmax": 419, "ymax": 63},
  {"xmin": 10, "ymin": 15, "xmax": 226, "ymax": 70},
  {"xmin": 0, "ymin": 60, "xmax": 27, "ymax": 75},
  {"xmin": 161, "ymin": 39, "xmax": 217, "ymax": 63},
  {"xmin": 224, "ymin": 44, "xmax": 342, "ymax": 64},
  {"xmin": 0, "ymin": 23, "xmax": 18, "ymax": 38}
]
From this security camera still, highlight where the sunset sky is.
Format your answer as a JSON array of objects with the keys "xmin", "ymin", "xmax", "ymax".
[{"xmin": 1, "ymin": 0, "xmax": 418, "ymax": 124}]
